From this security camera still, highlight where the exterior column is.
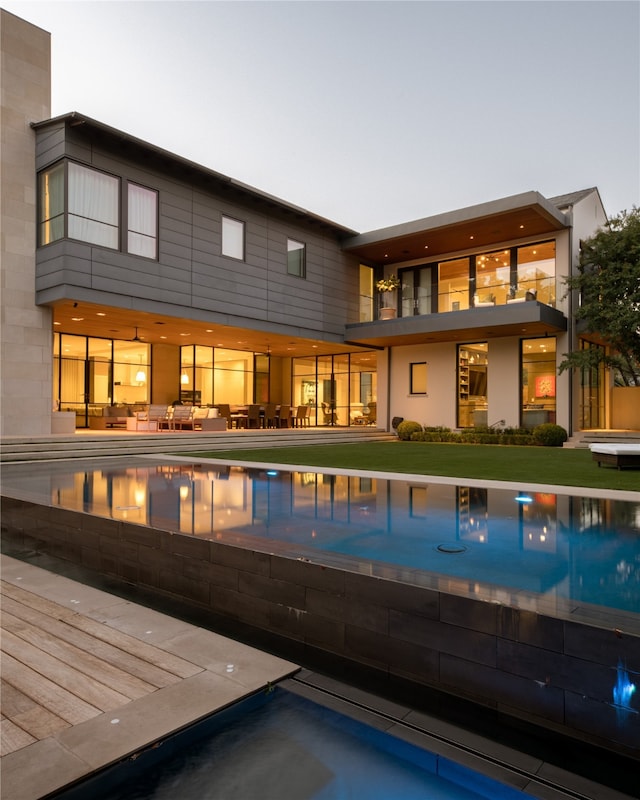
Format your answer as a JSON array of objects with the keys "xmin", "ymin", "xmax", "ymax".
[{"xmin": 1, "ymin": 11, "xmax": 53, "ymax": 435}]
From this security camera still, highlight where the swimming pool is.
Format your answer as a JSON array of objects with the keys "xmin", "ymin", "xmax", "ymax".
[
  {"xmin": 53, "ymin": 683, "xmax": 535, "ymax": 800},
  {"xmin": 4, "ymin": 458, "xmax": 637, "ymax": 612},
  {"xmin": 2, "ymin": 457, "xmax": 639, "ymax": 755}
]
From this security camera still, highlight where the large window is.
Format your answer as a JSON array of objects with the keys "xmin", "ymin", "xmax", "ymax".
[
  {"xmin": 438, "ymin": 258, "xmax": 470, "ymax": 312},
  {"xmin": 222, "ymin": 216, "xmax": 245, "ymax": 260},
  {"xmin": 474, "ymin": 249, "xmax": 511, "ymax": 306},
  {"xmin": 39, "ymin": 161, "xmax": 160, "ymax": 258},
  {"xmin": 128, "ymin": 183, "xmax": 157, "ymax": 258},
  {"xmin": 521, "ymin": 337, "xmax": 556, "ymax": 429},
  {"xmin": 53, "ymin": 333, "xmax": 149, "ymax": 427},
  {"xmin": 287, "ymin": 238, "xmax": 306, "ymax": 277},
  {"xmin": 68, "ymin": 162, "xmax": 119, "ymax": 248},
  {"xmin": 516, "ymin": 242, "xmax": 556, "ymax": 305},
  {"xmin": 394, "ymin": 241, "xmax": 556, "ymax": 317}
]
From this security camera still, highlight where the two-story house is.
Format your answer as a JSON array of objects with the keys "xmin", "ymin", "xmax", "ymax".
[{"xmin": 2, "ymin": 10, "xmax": 632, "ymax": 438}]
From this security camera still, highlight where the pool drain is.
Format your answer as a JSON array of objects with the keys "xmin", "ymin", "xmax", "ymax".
[{"xmin": 436, "ymin": 543, "xmax": 468, "ymax": 554}]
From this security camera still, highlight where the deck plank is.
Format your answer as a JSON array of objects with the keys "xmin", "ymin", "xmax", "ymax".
[
  {"xmin": 1, "ymin": 651, "xmax": 100, "ymax": 726},
  {"xmin": 1, "ymin": 628, "xmax": 131, "ymax": 712},
  {"xmin": 1, "ymin": 680, "xmax": 69, "ymax": 744},
  {"xmin": 1, "ymin": 718, "xmax": 37, "ymax": 757},
  {"xmin": 1, "ymin": 609, "xmax": 153, "ymax": 700},
  {"xmin": 1, "ymin": 592, "xmax": 189, "ymax": 689},
  {"xmin": 2, "ymin": 581, "xmax": 201, "ymax": 680}
]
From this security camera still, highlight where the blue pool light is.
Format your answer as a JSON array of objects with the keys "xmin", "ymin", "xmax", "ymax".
[
  {"xmin": 515, "ymin": 494, "xmax": 533, "ymax": 504},
  {"xmin": 613, "ymin": 659, "xmax": 637, "ymax": 718},
  {"xmin": 266, "ymin": 470, "xmax": 279, "ymax": 477}
]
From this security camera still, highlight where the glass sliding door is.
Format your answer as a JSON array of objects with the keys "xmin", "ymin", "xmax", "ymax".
[
  {"xmin": 401, "ymin": 267, "xmax": 432, "ymax": 317},
  {"xmin": 292, "ymin": 352, "xmax": 377, "ymax": 427}
]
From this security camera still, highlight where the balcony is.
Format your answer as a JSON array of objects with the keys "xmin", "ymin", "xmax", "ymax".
[{"xmin": 345, "ymin": 294, "xmax": 567, "ymax": 348}]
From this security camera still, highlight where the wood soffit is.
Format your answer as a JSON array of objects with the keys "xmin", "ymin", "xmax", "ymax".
[{"xmin": 344, "ymin": 206, "xmax": 567, "ymax": 265}]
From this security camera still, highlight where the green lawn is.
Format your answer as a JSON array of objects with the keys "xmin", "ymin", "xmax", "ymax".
[{"xmin": 185, "ymin": 441, "xmax": 640, "ymax": 492}]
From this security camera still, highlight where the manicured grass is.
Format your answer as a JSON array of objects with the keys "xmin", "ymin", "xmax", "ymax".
[{"xmin": 186, "ymin": 441, "xmax": 640, "ymax": 492}]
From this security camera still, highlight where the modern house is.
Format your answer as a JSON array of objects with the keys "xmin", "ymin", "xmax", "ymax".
[{"xmin": 1, "ymin": 10, "xmax": 635, "ymax": 439}]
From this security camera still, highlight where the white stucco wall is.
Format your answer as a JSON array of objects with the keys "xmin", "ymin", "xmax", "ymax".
[{"xmin": 388, "ymin": 342, "xmax": 458, "ymax": 428}]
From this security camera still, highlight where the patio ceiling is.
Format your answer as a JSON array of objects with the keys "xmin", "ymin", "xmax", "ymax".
[{"xmin": 50, "ymin": 300, "xmax": 371, "ymax": 360}]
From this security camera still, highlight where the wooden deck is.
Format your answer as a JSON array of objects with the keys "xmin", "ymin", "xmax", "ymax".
[
  {"xmin": 0, "ymin": 556, "xmax": 298, "ymax": 800},
  {"xmin": 1, "ymin": 580, "xmax": 202, "ymax": 757}
]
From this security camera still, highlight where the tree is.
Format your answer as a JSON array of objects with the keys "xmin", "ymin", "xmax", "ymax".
[{"xmin": 559, "ymin": 207, "xmax": 640, "ymax": 386}]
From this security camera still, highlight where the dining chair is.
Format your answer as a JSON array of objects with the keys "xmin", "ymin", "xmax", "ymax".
[
  {"xmin": 246, "ymin": 404, "xmax": 262, "ymax": 429},
  {"xmin": 264, "ymin": 403, "xmax": 277, "ymax": 428},
  {"xmin": 278, "ymin": 404, "xmax": 291, "ymax": 427},
  {"xmin": 215, "ymin": 404, "xmax": 235, "ymax": 428}
]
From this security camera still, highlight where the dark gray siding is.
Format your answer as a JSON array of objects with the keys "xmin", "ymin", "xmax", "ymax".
[{"xmin": 35, "ymin": 124, "xmax": 360, "ymax": 341}]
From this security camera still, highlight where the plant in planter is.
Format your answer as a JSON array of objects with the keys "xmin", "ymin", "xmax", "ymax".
[{"xmin": 376, "ymin": 274, "xmax": 400, "ymax": 318}]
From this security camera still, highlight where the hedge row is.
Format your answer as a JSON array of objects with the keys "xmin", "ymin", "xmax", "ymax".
[{"xmin": 395, "ymin": 421, "xmax": 568, "ymax": 447}]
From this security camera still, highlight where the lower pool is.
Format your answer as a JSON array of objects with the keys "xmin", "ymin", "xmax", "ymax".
[{"xmin": 53, "ymin": 684, "xmax": 533, "ymax": 800}]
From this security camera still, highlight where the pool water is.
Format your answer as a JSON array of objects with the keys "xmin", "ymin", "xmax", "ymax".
[
  {"xmin": 7, "ymin": 460, "xmax": 637, "ymax": 614},
  {"xmin": 55, "ymin": 686, "xmax": 532, "ymax": 800}
]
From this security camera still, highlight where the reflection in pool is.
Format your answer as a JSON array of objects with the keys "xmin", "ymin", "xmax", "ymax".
[{"xmin": 12, "ymin": 461, "xmax": 640, "ymax": 613}]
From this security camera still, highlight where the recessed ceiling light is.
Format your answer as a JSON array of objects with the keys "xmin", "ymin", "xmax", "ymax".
[
  {"xmin": 54, "ymin": 321, "xmax": 61, "ymax": 325},
  {"xmin": 71, "ymin": 317, "xmax": 84, "ymax": 321},
  {"xmin": 206, "ymin": 329, "xmax": 213, "ymax": 333},
  {"xmin": 160, "ymin": 335, "xmax": 167, "ymax": 339},
  {"xmin": 519, "ymin": 225, "xmax": 524, "ymax": 229},
  {"xmin": 96, "ymin": 312, "xmax": 106, "ymax": 317},
  {"xmin": 180, "ymin": 333, "xmax": 191, "ymax": 337}
]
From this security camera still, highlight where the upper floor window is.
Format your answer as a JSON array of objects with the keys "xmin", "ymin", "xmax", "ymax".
[
  {"xmin": 38, "ymin": 161, "xmax": 158, "ymax": 259},
  {"xmin": 222, "ymin": 216, "xmax": 245, "ymax": 260},
  {"xmin": 287, "ymin": 238, "xmax": 306, "ymax": 277},
  {"xmin": 68, "ymin": 162, "xmax": 119, "ymax": 248},
  {"xmin": 128, "ymin": 184, "xmax": 157, "ymax": 258},
  {"xmin": 359, "ymin": 264, "xmax": 374, "ymax": 321},
  {"xmin": 38, "ymin": 162, "xmax": 65, "ymax": 244}
]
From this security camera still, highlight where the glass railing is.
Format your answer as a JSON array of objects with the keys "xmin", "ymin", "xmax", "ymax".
[{"xmin": 471, "ymin": 275, "xmax": 557, "ymax": 308}]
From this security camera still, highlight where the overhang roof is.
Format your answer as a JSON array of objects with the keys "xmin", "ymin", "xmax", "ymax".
[
  {"xmin": 31, "ymin": 112, "xmax": 358, "ymax": 239},
  {"xmin": 343, "ymin": 191, "xmax": 570, "ymax": 265}
]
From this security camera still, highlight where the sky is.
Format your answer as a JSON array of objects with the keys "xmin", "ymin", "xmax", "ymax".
[{"xmin": 4, "ymin": 0, "xmax": 639, "ymax": 232}]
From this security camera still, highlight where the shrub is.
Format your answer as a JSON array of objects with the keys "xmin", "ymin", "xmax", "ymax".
[
  {"xmin": 532, "ymin": 423, "xmax": 568, "ymax": 447},
  {"xmin": 396, "ymin": 420, "xmax": 423, "ymax": 440}
]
